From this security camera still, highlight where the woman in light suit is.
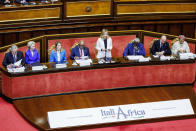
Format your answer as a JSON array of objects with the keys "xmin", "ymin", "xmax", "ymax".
[
  {"xmin": 50, "ymin": 42, "xmax": 67, "ymax": 64},
  {"xmin": 25, "ymin": 41, "xmax": 40, "ymax": 65},
  {"xmin": 96, "ymin": 29, "xmax": 113, "ymax": 60}
]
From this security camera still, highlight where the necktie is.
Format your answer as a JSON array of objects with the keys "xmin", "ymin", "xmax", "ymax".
[
  {"xmin": 13, "ymin": 55, "xmax": 16, "ymax": 63},
  {"xmin": 80, "ymin": 49, "xmax": 83, "ymax": 57}
]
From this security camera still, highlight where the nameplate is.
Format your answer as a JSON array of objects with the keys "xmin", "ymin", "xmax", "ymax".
[{"xmin": 48, "ymin": 99, "xmax": 194, "ymax": 129}]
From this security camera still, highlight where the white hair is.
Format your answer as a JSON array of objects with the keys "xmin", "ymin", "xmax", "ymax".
[
  {"xmin": 27, "ymin": 41, "xmax": 35, "ymax": 48},
  {"xmin": 11, "ymin": 45, "xmax": 18, "ymax": 52},
  {"xmin": 134, "ymin": 38, "xmax": 140, "ymax": 43}
]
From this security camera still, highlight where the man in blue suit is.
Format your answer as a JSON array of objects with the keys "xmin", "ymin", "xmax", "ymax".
[
  {"xmin": 70, "ymin": 40, "xmax": 90, "ymax": 60},
  {"xmin": 123, "ymin": 38, "xmax": 145, "ymax": 58},
  {"xmin": 151, "ymin": 35, "xmax": 171, "ymax": 56}
]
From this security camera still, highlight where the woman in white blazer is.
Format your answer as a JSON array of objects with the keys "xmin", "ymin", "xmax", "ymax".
[{"xmin": 96, "ymin": 29, "xmax": 113, "ymax": 60}]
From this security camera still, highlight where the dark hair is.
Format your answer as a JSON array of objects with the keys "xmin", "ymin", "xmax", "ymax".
[{"xmin": 55, "ymin": 41, "xmax": 62, "ymax": 51}]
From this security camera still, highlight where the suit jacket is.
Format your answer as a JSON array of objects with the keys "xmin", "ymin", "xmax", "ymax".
[
  {"xmin": 70, "ymin": 45, "xmax": 90, "ymax": 60},
  {"xmin": 151, "ymin": 40, "xmax": 171, "ymax": 55},
  {"xmin": 50, "ymin": 49, "xmax": 67, "ymax": 63},
  {"xmin": 2, "ymin": 51, "xmax": 25, "ymax": 68},
  {"xmin": 25, "ymin": 49, "xmax": 40, "ymax": 64},
  {"xmin": 123, "ymin": 43, "xmax": 145, "ymax": 57}
]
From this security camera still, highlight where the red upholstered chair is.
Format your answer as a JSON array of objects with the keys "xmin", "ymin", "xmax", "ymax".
[
  {"xmin": 48, "ymin": 44, "xmax": 55, "ymax": 56},
  {"xmin": 149, "ymin": 38, "xmax": 159, "ymax": 55},
  {"xmin": 70, "ymin": 42, "xmax": 79, "ymax": 51},
  {"xmin": 171, "ymin": 37, "xmax": 179, "ymax": 47}
]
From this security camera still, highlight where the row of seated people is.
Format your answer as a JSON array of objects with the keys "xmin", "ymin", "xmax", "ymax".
[
  {"xmin": 0, "ymin": 0, "xmax": 50, "ymax": 6},
  {"xmin": 2, "ymin": 29, "xmax": 191, "ymax": 69}
]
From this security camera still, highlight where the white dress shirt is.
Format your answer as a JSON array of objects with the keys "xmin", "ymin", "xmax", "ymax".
[
  {"xmin": 172, "ymin": 41, "xmax": 190, "ymax": 55},
  {"xmin": 96, "ymin": 37, "xmax": 112, "ymax": 59}
]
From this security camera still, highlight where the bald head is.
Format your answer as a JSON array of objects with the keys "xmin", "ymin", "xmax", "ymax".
[{"xmin": 79, "ymin": 40, "xmax": 85, "ymax": 49}]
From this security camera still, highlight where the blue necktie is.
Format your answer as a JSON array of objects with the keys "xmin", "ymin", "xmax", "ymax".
[{"xmin": 13, "ymin": 55, "xmax": 16, "ymax": 63}]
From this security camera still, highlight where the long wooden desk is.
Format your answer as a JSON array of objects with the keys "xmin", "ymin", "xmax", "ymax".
[
  {"xmin": 1, "ymin": 57, "xmax": 195, "ymax": 99},
  {"xmin": 13, "ymin": 85, "xmax": 196, "ymax": 131}
]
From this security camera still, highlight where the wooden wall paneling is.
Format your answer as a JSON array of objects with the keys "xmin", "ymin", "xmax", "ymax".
[
  {"xmin": 182, "ymin": 23, "xmax": 195, "ymax": 38},
  {"xmin": 0, "ymin": 7, "xmax": 61, "ymax": 23},
  {"xmin": 18, "ymin": 32, "xmax": 32, "ymax": 42},
  {"xmin": 0, "ymin": 34, "xmax": 3, "ymax": 46},
  {"xmin": 117, "ymin": 3, "xmax": 196, "ymax": 15},
  {"xmin": 32, "ymin": 30, "xmax": 46, "ymax": 38},
  {"xmin": 156, "ymin": 24, "xmax": 169, "ymax": 34},
  {"xmin": 60, "ymin": 28, "xmax": 74, "ymax": 34},
  {"xmin": 129, "ymin": 25, "xmax": 142, "ymax": 30},
  {"xmin": 143, "ymin": 24, "xmax": 156, "ymax": 32},
  {"xmin": 103, "ymin": 26, "xmax": 116, "ymax": 31},
  {"xmin": 87, "ymin": 26, "xmax": 103, "ymax": 32},
  {"xmin": 74, "ymin": 28, "xmax": 88, "ymax": 33},
  {"xmin": 66, "ymin": 1, "xmax": 111, "ymax": 17},
  {"xmin": 46, "ymin": 29, "xmax": 61, "ymax": 35},
  {"xmin": 169, "ymin": 24, "xmax": 182, "ymax": 36},
  {"xmin": 3, "ymin": 33, "xmax": 17, "ymax": 45},
  {"xmin": 40, "ymin": 36, "xmax": 47, "ymax": 63},
  {"xmin": 116, "ymin": 25, "xmax": 129, "ymax": 31}
]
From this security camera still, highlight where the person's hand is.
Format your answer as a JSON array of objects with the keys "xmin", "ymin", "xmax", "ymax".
[
  {"xmin": 101, "ymin": 49, "xmax": 106, "ymax": 51},
  {"xmin": 85, "ymin": 56, "xmax": 89, "ymax": 60},
  {"xmin": 16, "ymin": 65, "xmax": 22, "ymax": 68},
  {"xmin": 74, "ymin": 56, "xmax": 79, "ymax": 60},
  {"xmin": 178, "ymin": 49, "xmax": 184, "ymax": 53},
  {"xmin": 4, "ymin": 0, "xmax": 10, "ymax": 3},
  {"xmin": 124, "ymin": 56, "xmax": 128, "ymax": 60},
  {"xmin": 134, "ymin": 46, "xmax": 138, "ymax": 51},
  {"xmin": 156, "ymin": 52, "xmax": 164, "ymax": 56},
  {"xmin": 107, "ymin": 49, "xmax": 111, "ymax": 51},
  {"xmin": 7, "ymin": 64, "xmax": 13, "ymax": 69},
  {"xmin": 160, "ymin": 51, "xmax": 164, "ymax": 55}
]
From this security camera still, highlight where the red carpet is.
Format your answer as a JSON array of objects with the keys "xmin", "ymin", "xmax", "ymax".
[{"xmin": 0, "ymin": 83, "xmax": 196, "ymax": 131}]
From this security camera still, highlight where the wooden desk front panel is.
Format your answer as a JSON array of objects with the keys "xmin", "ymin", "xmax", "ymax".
[
  {"xmin": 0, "ymin": 7, "xmax": 61, "ymax": 22},
  {"xmin": 117, "ymin": 3, "xmax": 196, "ymax": 15},
  {"xmin": 66, "ymin": 0, "xmax": 111, "ymax": 17}
]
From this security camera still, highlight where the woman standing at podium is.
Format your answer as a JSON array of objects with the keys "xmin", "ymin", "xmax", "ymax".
[
  {"xmin": 50, "ymin": 41, "xmax": 67, "ymax": 64},
  {"xmin": 96, "ymin": 29, "xmax": 113, "ymax": 61},
  {"xmin": 25, "ymin": 41, "xmax": 40, "ymax": 65}
]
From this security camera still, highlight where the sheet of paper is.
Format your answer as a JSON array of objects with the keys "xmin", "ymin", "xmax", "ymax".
[{"xmin": 14, "ymin": 59, "xmax": 22, "ymax": 66}]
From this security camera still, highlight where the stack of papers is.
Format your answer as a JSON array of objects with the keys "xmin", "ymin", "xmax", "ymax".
[
  {"xmin": 32, "ymin": 66, "xmax": 44, "ymax": 71},
  {"xmin": 160, "ymin": 56, "xmax": 174, "ymax": 61},
  {"xmin": 127, "ymin": 55, "xmax": 144, "ymax": 61},
  {"xmin": 127, "ymin": 55, "xmax": 150, "ymax": 62},
  {"xmin": 8, "ymin": 67, "xmax": 25, "ymax": 73},
  {"xmin": 56, "ymin": 64, "xmax": 67, "ymax": 68},
  {"xmin": 76, "ymin": 59, "xmax": 92, "ymax": 67},
  {"xmin": 138, "ymin": 57, "xmax": 151, "ymax": 62},
  {"xmin": 179, "ymin": 53, "xmax": 196, "ymax": 60}
]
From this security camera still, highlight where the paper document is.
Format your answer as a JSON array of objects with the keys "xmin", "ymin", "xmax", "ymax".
[
  {"xmin": 76, "ymin": 59, "xmax": 92, "ymax": 66},
  {"xmin": 56, "ymin": 64, "xmax": 67, "ymax": 68},
  {"xmin": 8, "ymin": 66, "xmax": 25, "ymax": 73},
  {"xmin": 179, "ymin": 53, "xmax": 196, "ymax": 60},
  {"xmin": 127, "ymin": 55, "xmax": 144, "ymax": 61},
  {"xmin": 14, "ymin": 59, "xmax": 22, "ymax": 66}
]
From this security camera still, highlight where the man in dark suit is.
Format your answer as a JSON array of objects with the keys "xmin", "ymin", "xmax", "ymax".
[
  {"xmin": 2, "ymin": 45, "xmax": 25, "ymax": 69},
  {"xmin": 151, "ymin": 35, "xmax": 171, "ymax": 56},
  {"xmin": 70, "ymin": 40, "xmax": 90, "ymax": 60}
]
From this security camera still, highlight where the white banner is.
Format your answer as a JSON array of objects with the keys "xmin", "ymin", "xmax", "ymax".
[{"xmin": 48, "ymin": 99, "xmax": 194, "ymax": 128}]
